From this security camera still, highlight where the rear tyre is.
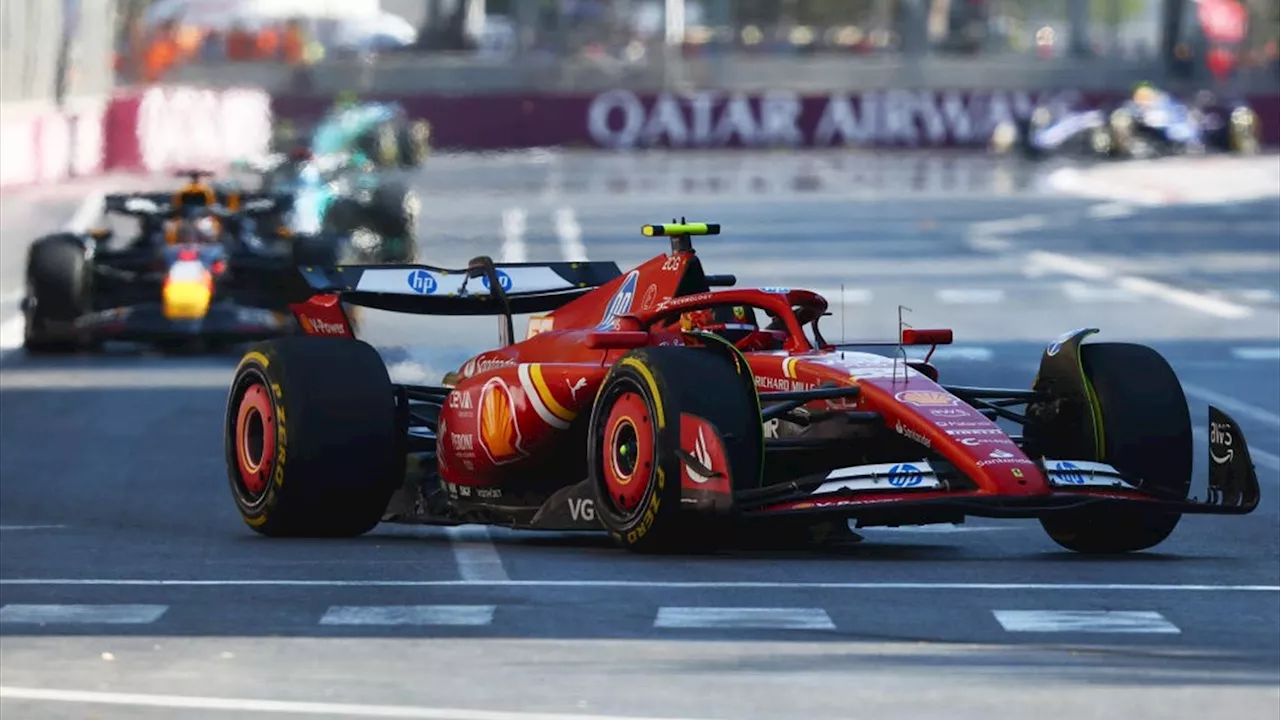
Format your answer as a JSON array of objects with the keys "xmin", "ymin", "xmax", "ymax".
[
  {"xmin": 23, "ymin": 234, "xmax": 90, "ymax": 354},
  {"xmin": 588, "ymin": 347, "xmax": 762, "ymax": 553},
  {"xmin": 225, "ymin": 337, "xmax": 401, "ymax": 537},
  {"xmin": 1039, "ymin": 342, "xmax": 1190, "ymax": 554}
]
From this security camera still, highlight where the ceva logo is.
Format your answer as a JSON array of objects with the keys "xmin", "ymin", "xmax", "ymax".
[{"xmin": 596, "ymin": 270, "xmax": 639, "ymax": 329}]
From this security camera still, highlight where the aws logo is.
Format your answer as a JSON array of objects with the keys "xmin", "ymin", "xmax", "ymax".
[
  {"xmin": 596, "ymin": 270, "xmax": 639, "ymax": 329},
  {"xmin": 477, "ymin": 378, "xmax": 527, "ymax": 464}
]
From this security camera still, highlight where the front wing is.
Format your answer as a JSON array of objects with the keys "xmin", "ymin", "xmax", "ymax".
[
  {"xmin": 73, "ymin": 302, "xmax": 291, "ymax": 343},
  {"xmin": 741, "ymin": 404, "xmax": 1260, "ymax": 523}
]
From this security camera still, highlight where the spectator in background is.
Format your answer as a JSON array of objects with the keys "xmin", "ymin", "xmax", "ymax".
[
  {"xmin": 283, "ymin": 19, "xmax": 305, "ymax": 65},
  {"xmin": 255, "ymin": 24, "xmax": 281, "ymax": 59},
  {"xmin": 226, "ymin": 23, "xmax": 255, "ymax": 61},
  {"xmin": 142, "ymin": 20, "xmax": 179, "ymax": 82}
]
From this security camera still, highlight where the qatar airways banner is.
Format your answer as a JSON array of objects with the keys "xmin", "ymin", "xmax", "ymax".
[{"xmin": 271, "ymin": 90, "xmax": 1280, "ymax": 150}]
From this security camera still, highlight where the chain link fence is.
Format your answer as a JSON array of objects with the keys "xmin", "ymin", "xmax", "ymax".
[{"xmin": 1, "ymin": 0, "xmax": 117, "ymax": 106}]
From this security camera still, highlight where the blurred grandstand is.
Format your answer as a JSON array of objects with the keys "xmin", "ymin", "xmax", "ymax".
[{"xmin": 2, "ymin": 0, "xmax": 1277, "ymax": 102}]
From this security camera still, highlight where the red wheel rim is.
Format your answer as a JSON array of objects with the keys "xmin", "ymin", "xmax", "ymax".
[
  {"xmin": 602, "ymin": 391, "xmax": 654, "ymax": 514},
  {"xmin": 235, "ymin": 383, "xmax": 276, "ymax": 496}
]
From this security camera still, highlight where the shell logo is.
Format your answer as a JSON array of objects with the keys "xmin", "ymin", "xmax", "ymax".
[
  {"xmin": 895, "ymin": 390, "xmax": 958, "ymax": 407},
  {"xmin": 478, "ymin": 377, "xmax": 525, "ymax": 464}
]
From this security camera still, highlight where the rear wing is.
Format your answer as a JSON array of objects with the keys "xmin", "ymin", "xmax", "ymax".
[{"xmin": 289, "ymin": 256, "xmax": 622, "ymax": 345}]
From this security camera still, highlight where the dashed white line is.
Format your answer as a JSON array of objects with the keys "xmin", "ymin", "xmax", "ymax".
[
  {"xmin": 1026, "ymin": 251, "xmax": 1253, "ymax": 318},
  {"xmin": 0, "ymin": 524, "xmax": 67, "ymax": 531},
  {"xmin": 1086, "ymin": 202, "xmax": 1134, "ymax": 219},
  {"xmin": 0, "ymin": 604, "xmax": 168, "ymax": 624},
  {"xmin": 655, "ymin": 607, "xmax": 835, "ymax": 630},
  {"xmin": 1182, "ymin": 383, "xmax": 1280, "ymax": 428},
  {"xmin": 445, "ymin": 525, "xmax": 510, "ymax": 582},
  {"xmin": 936, "ymin": 288, "xmax": 1005, "ymax": 304},
  {"xmin": 992, "ymin": 610, "xmax": 1180, "ymax": 634},
  {"xmin": 499, "ymin": 207, "xmax": 527, "ymax": 263},
  {"xmin": 1232, "ymin": 347, "xmax": 1280, "ymax": 361},
  {"xmin": 1059, "ymin": 281, "xmax": 1140, "ymax": 303},
  {"xmin": 320, "ymin": 605, "xmax": 495, "ymax": 627},
  {"xmin": 0, "ymin": 687, "xmax": 712, "ymax": 720},
  {"xmin": 553, "ymin": 207, "xmax": 588, "ymax": 262},
  {"xmin": 4, "ymin": 580, "xmax": 1276, "ymax": 591},
  {"xmin": 968, "ymin": 214, "xmax": 1047, "ymax": 235}
]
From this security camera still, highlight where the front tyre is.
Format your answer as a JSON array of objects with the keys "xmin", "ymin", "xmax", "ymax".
[
  {"xmin": 24, "ymin": 234, "xmax": 91, "ymax": 354},
  {"xmin": 588, "ymin": 347, "xmax": 762, "ymax": 553},
  {"xmin": 1039, "ymin": 343, "xmax": 1191, "ymax": 553},
  {"xmin": 225, "ymin": 337, "xmax": 401, "ymax": 537}
]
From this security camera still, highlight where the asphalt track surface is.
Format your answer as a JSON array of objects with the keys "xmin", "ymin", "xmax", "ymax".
[{"xmin": 0, "ymin": 152, "xmax": 1277, "ymax": 720}]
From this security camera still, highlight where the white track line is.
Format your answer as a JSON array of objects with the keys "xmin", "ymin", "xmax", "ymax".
[
  {"xmin": 2, "ymin": 579, "xmax": 1275, "ymax": 591},
  {"xmin": 319, "ymin": 605, "xmax": 495, "ymax": 627},
  {"xmin": 0, "ymin": 687, "xmax": 710, "ymax": 720},
  {"xmin": 1232, "ymin": 347, "xmax": 1280, "ymax": 361},
  {"xmin": 444, "ymin": 525, "xmax": 510, "ymax": 582},
  {"xmin": 936, "ymin": 288, "xmax": 1005, "ymax": 304},
  {"xmin": 0, "ymin": 524, "xmax": 67, "ymax": 531},
  {"xmin": 1086, "ymin": 202, "xmax": 1134, "ymax": 219},
  {"xmin": 554, "ymin": 207, "xmax": 588, "ymax": 262},
  {"xmin": 499, "ymin": 208, "xmax": 527, "ymax": 263},
  {"xmin": 1182, "ymin": 383, "xmax": 1280, "ymax": 428},
  {"xmin": 992, "ymin": 610, "xmax": 1179, "ymax": 634},
  {"xmin": 1026, "ymin": 251, "xmax": 1253, "ymax": 319},
  {"xmin": 654, "ymin": 607, "xmax": 834, "ymax": 630},
  {"xmin": 0, "ymin": 604, "xmax": 167, "ymax": 624}
]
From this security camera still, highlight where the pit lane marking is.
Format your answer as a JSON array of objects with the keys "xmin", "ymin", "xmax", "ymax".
[
  {"xmin": 0, "ymin": 604, "xmax": 167, "ymax": 624},
  {"xmin": 992, "ymin": 610, "xmax": 1180, "ymax": 634},
  {"xmin": 4, "ymin": 580, "xmax": 1275, "ymax": 592},
  {"xmin": 0, "ymin": 686, "xmax": 712, "ymax": 720}
]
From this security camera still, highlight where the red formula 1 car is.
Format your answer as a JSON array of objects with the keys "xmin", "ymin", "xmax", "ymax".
[{"xmin": 223, "ymin": 222, "xmax": 1260, "ymax": 553}]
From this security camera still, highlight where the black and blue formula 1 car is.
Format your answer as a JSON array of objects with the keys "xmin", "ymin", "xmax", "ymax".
[
  {"xmin": 992, "ymin": 88, "xmax": 1261, "ymax": 159},
  {"xmin": 21, "ymin": 183, "xmax": 340, "ymax": 354}
]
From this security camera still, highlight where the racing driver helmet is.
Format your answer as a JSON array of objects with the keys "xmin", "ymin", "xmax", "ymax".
[
  {"xmin": 1132, "ymin": 82, "xmax": 1159, "ymax": 108},
  {"xmin": 679, "ymin": 305, "xmax": 783, "ymax": 351}
]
